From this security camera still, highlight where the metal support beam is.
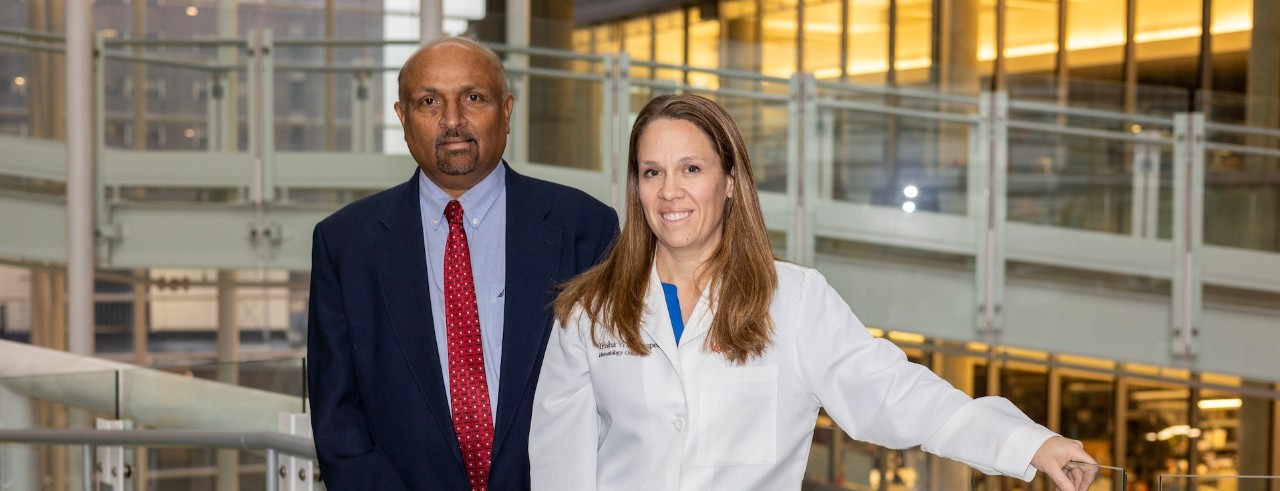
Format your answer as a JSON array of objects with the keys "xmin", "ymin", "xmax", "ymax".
[
  {"xmin": 65, "ymin": 0, "xmax": 94, "ymax": 357},
  {"xmin": 1171, "ymin": 112, "xmax": 1205, "ymax": 358},
  {"xmin": 975, "ymin": 91, "xmax": 1007, "ymax": 343},
  {"xmin": 420, "ymin": 0, "xmax": 442, "ymax": 44},
  {"xmin": 507, "ymin": 0, "xmax": 530, "ymax": 167}
]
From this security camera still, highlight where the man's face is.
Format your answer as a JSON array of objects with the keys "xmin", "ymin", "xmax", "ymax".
[{"xmin": 394, "ymin": 43, "xmax": 514, "ymax": 197}]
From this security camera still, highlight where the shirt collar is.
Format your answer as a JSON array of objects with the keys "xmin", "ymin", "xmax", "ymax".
[{"xmin": 419, "ymin": 161, "xmax": 507, "ymax": 231}]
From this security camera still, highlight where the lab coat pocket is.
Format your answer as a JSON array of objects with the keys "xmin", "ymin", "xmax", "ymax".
[{"xmin": 696, "ymin": 366, "xmax": 778, "ymax": 466}]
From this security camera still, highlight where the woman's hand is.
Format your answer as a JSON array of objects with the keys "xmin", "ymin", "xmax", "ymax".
[{"xmin": 1031, "ymin": 436, "xmax": 1097, "ymax": 491}]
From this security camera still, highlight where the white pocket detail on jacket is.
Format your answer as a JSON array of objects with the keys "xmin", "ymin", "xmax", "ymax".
[{"xmin": 696, "ymin": 366, "xmax": 778, "ymax": 466}]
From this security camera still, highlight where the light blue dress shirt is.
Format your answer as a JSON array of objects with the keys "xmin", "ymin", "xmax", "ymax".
[{"xmin": 419, "ymin": 163, "xmax": 506, "ymax": 421}]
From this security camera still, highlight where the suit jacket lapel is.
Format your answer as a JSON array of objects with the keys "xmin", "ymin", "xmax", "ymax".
[
  {"xmin": 492, "ymin": 166, "xmax": 561, "ymax": 457},
  {"xmin": 373, "ymin": 169, "xmax": 464, "ymax": 467}
]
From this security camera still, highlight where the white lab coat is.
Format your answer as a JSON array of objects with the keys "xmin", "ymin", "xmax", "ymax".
[{"xmin": 531, "ymin": 261, "xmax": 1056, "ymax": 491}]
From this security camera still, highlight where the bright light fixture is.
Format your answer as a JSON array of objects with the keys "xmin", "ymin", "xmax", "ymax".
[
  {"xmin": 903, "ymin": 185, "xmax": 919, "ymax": 198},
  {"xmin": 13, "ymin": 76, "xmax": 25, "ymax": 87},
  {"xmin": 186, "ymin": 6, "xmax": 199, "ymax": 16},
  {"xmin": 902, "ymin": 201, "xmax": 916, "ymax": 213},
  {"xmin": 1197, "ymin": 398, "xmax": 1242, "ymax": 410}
]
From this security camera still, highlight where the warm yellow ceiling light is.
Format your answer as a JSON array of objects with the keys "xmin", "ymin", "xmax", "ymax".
[{"xmin": 1197, "ymin": 398, "xmax": 1243, "ymax": 410}]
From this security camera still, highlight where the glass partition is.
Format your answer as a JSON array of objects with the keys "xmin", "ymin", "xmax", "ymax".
[
  {"xmin": 0, "ymin": 32, "xmax": 37, "ymax": 139},
  {"xmin": 818, "ymin": 85, "xmax": 979, "ymax": 215},
  {"xmin": 118, "ymin": 360, "xmax": 304, "ymax": 431},
  {"xmin": 0, "ymin": 370, "xmax": 121, "ymax": 424}
]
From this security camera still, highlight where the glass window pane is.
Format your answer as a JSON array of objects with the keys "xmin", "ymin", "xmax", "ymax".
[
  {"xmin": 1003, "ymin": 0, "xmax": 1060, "ymax": 77},
  {"xmin": 1061, "ymin": 375, "xmax": 1117, "ymax": 465},
  {"xmin": 688, "ymin": 6, "xmax": 721, "ymax": 89},
  {"xmin": 803, "ymin": 0, "xmax": 843, "ymax": 78},
  {"xmin": 847, "ymin": 0, "xmax": 889, "ymax": 84},
  {"xmin": 1127, "ymin": 384, "xmax": 1190, "ymax": 490},
  {"xmin": 1067, "ymin": 0, "xmax": 1126, "ymax": 78},
  {"xmin": 895, "ymin": 0, "xmax": 933, "ymax": 85},
  {"xmin": 762, "ymin": 3, "xmax": 798, "ymax": 78}
]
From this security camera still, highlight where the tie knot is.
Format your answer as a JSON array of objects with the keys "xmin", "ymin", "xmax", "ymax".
[{"xmin": 444, "ymin": 200, "xmax": 464, "ymax": 225}]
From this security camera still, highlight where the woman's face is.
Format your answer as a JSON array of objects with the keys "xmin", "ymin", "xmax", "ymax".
[{"xmin": 636, "ymin": 118, "xmax": 733, "ymax": 263}]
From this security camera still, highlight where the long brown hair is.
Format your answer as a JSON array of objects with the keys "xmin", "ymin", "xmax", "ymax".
[{"xmin": 554, "ymin": 94, "xmax": 778, "ymax": 364}]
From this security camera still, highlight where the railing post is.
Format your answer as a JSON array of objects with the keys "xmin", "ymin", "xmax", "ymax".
[
  {"xmin": 81, "ymin": 444, "xmax": 93, "ymax": 491},
  {"xmin": 974, "ymin": 91, "xmax": 1007, "ymax": 343},
  {"xmin": 611, "ymin": 52, "xmax": 632, "ymax": 213},
  {"xmin": 266, "ymin": 448, "xmax": 279, "ymax": 491},
  {"xmin": 94, "ymin": 418, "xmax": 134, "ymax": 490},
  {"xmin": 786, "ymin": 73, "xmax": 817, "ymax": 265},
  {"xmin": 1130, "ymin": 129, "xmax": 1163, "ymax": 239},
  {"xmin": 277, "ymin": 412, "xmax": 315, "ymax": 490},
  {"xmin": 1171, "ymin": 112, "xmax": 1205, "ymax": 359}
]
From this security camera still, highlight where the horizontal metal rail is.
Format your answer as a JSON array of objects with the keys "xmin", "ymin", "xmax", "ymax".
[
  {"xmin": 0, "ymin": 428, "xmax": 316, "ymax": 459},
  {"xmin": 103, "ymin": 38, "xmax": 247, "ymax": 48},
  {"xmin": 819, "ymin": 98, "xmax": 983, "ymax": 125},
  {"xmin": 631, "ymin": 59, "xmax": 791, "ymax": 85},
  {"xmin": 0, "ymin": 38, "xmax": 67, "ymax": 53},
  {"xmin": 272, "ymin": 38, "xmax": 418, "ymax": 48},
  {"xmin": 1204, "ymin": 141, "xmax": 1280, "ymax": 159},
  {"xmin": 814, "ymin": 80, "xmax": 981, "ymax": 105},
  {"xmin": 1008, "ymin": 120, "xmax": 1175, "ymax": 145},
  {"xmin": 0, "ymin": 27, "xmax": 65, "ymax": 42},
  {"xmin": 508, "ymin": 65, "xmax": 607, "ymax": 83},
  {"xmin": 1206, "ymin": 121, "xmax": 1280, "ymax": 139},
  {"xmin": 628, "ymin": 78, "xmax": 792, "ymax": 103},
  {"xmin": 101, "ymin": 49, "xmax": 243, "ymax": 72},
  {"xmin": 1007, "ymin": 99, "xmax": 1171, "ymax": 126},
  {"xmin": 488, "ymin": 42, "xmax": 608, "ymax": 63}
]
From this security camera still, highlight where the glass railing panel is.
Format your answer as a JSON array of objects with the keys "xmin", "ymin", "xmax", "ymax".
[
  {"xmin": 0, "ymin": 38, "xmax": 37, "ymax": 139},
  {"xmin": 523, "ymin": 69, "xmax": 607, "ymax": 171},
  {"xmin": 118, "ymin": 360, "xmax": 303, "ymax": 431},
  {"xmin": 156, "ymin": 358, "xmax": 306, "ymax": 400},
  {"xmin": 1203, "ymin": 128, "xmax": 1280, "ymax": 253},
  {"xmin": 816, "ymin": 83, "xmax": 978, "ymax": 216},
  {"xmin": 0, "ymin": 370, "xmax": 121, "ymax": 426},
  {"xmin": 0, "ymin": 442, "xmax": 90, "ymax": 490},
  {"xmin": 1158, "ymin": 474, "xmax": 1280, "ymax": 491},
  {"xmin": 1005, "ymin": 103, "xmax": 1175, "ymax": 236},
  {"xmin": 973, "ymin": 462, "xmax": 1127, "ymax": 491},
  {"xmin": 99, "ymin": 38, "xmax": 247, "ymax": 152},
  {"xmin": 0, "ymin": 443, "xmax": 297, "ymax": 491},
  {"xmin": 706, "ymin": 78, "xmax": 791, "ymax": 194},
  {"xmin": 270, "ymin": 40, "xmax": 390, "ymax": 153}
]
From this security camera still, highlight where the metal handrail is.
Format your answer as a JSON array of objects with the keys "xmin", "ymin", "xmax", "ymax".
[
  {"xmin": 0, "ymin": 428, "xmax": 315, "ymax": 491},
  {"xmin": 0, "ymin": 428, "xmax": 316, "ymax": 458}
]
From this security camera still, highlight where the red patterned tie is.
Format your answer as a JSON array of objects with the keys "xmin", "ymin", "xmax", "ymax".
[{"xmin": 443, "ymin": 200, "xmax": 494, "ymax": 491}]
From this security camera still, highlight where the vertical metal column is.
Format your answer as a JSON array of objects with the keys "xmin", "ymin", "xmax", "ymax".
[
  {"xmin": 420, "ymin": 0, "xmax": 443, "ymax": 44},
  {"xmin": 975, "ymin": 91, "xmax": 1007, "ymax": 343},
  {"xmin": 507, "ymin": 0, "xmax": 531, "ymax": 167},
  {"xmin": 1171, "ymin": 113, "xmax": 1205, "ymax": 358},
  {"xmin": 65, "ymin": 0, "xmax": 95, "ymax": 358},
  {"xmin": 786, "ymin": 73, "xmax": 818, "ymax": 266}
]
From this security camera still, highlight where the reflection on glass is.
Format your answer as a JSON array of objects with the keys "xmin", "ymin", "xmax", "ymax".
[
  {"xmin": 1061, "ymin": 375, "xmax": 1116, "ymax": 468},
  {"xmin": 1127, "ymin": 384, "xmax": 1190, "ymax": 490}
]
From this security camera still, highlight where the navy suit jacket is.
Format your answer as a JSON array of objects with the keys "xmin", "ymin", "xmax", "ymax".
[{"xmin": 307, "ymin": 164, "xmax": 618, "ymax": 490}]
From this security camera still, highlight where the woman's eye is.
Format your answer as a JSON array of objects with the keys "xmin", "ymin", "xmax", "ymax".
[
  {"xmin": 642, "ymin": 169, "xmax": 659, "ymax": 178},
  {"xmin": 685, "ymin": 165, "xmax": 701, "ymax": 173}
]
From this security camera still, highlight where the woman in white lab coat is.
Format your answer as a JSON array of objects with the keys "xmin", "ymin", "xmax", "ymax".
[{"xmin": 530, "ymin": 94, "xmax": 1095, "ymax": 491}]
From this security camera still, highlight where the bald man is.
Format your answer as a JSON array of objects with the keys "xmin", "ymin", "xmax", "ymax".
[{"xmin": 307, "ymin": 37, "xmax": 618, "ymax": 490}]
